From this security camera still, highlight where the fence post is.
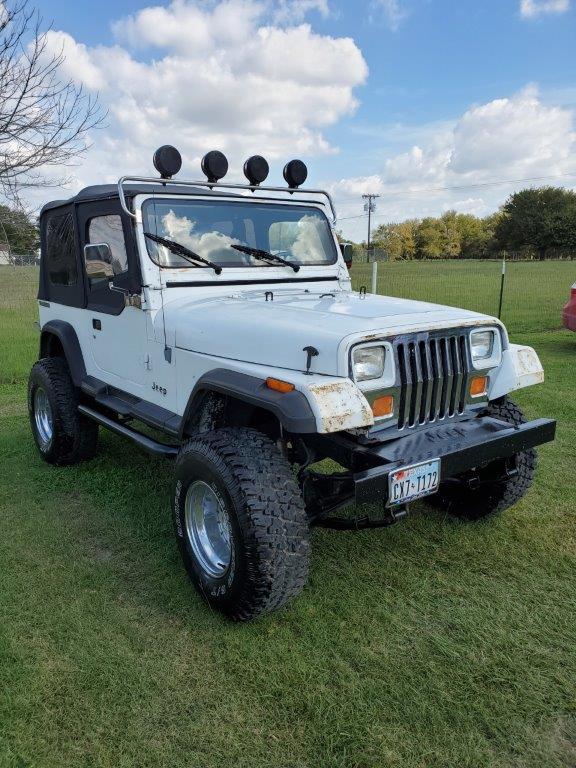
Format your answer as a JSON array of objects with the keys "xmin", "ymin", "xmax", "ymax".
[
  {"xmin": 498, "ymin": 257, "xmax": 506, "ymax": 319},
  {"xmin": 371, "ymin": 261, "xmax": 378, "ymax": 294}
]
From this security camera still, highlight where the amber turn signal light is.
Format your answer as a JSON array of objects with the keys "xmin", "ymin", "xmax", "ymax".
[
  {"xmin": 266, "ymin": 377, "xmax": 295, "ymax": 394},
  {"xmin": 372, "ymin": 395, "xmax": 394, "ymax": 418},
  {"xmin": 469, "ymin": 376, "xmax": 488, "ymax": 397}
]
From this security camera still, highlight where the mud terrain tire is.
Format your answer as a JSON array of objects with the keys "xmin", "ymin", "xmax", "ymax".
[
  {"xmin": 173, "ymin": 427, "xmax": 310, "ymax": 621},
  {"xmin": 28, "ymin": 357, "xmax": 99, "ymax": 465},
  {"xmin": 431, "ymin": 397, "xmax": 537, "ymax": 521}
]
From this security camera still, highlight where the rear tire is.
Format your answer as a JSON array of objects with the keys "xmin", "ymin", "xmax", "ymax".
[
  {"xmin": 173, "ymin": 427, "xmax": 310, "ymax": 621},
  {"xmin": 430, "ymin": 397, "xmax": 537, "ymax": 521},
  {"xmin": 28, "ymin": 358, "xmax": 99, "ymax": 465}
]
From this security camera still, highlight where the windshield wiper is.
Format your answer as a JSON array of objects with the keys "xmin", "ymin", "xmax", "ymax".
[
  {"xmin": 144, "ymin": 232, "xmax": 222, "ymax": 274},
  {"xmin": 231, "ymin": 244, "xmax": 300, "ymax": 272}
]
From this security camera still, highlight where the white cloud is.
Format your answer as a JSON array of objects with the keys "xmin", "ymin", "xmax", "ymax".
[
  {"xmin": 331, "ymin": 86, "xmax": 576, "ymax": 240},
  {"xmin": 329, "ymin": 174, "xmax": 385, "ymax": 198},
  {"xmin": 520, "ymin": 0, "xmax": 570, "ymax": 18},
  {"xmin": 41, "ymin": 31, "xmax": 109, "ymax": 91},
  {"xmin": 442, "ymin": 198, "xmax": 488, "ymax": 216},
  {"xmin": 449, "ymin": 86, "xmax": 575, "ymax": 177},
  {"xmin": 32, "ymin": 0, "xmax": 366, "ymax": 201},
  {"xmin": 272, "ymin": 0, "xmax": 330, "ymax": 24},
  {"xmin": 369, "ymin": 0, "xmax": 406, "ymax": 31},
  {"xmin": 112, "ymin": 0, "xmax": 264, "ymax": 53}
]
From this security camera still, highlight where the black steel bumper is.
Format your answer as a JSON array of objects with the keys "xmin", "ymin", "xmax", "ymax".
[
  {"xmin": 354, "ymin": 416, "xmax": 555, "ymax": 505},
  {"xmin": 311, "ymin": 416, "xmax": 556, "ymax": 507}
]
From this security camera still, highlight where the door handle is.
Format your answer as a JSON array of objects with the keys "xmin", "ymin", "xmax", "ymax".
[{"xmin": 92, "ymin": 318, "xmax": 101, "ymax": 330}]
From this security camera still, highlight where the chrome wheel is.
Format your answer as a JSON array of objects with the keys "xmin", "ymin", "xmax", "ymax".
[
  {"xmin": 34, "ymin": 386, "xmax": 53, "ymax": 449},
  {"xmin": 185, "ymin": 481, "xmax": 232, "ymax": 578}
]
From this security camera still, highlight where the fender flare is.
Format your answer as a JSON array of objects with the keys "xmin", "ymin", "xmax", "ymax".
[
  {"xmin": 180, "ymin": 369, "xmax": 317, "ymax": 438},
  {"xmin": 39, "ymin": 320, "xmax": 87, "ymax": 387}
]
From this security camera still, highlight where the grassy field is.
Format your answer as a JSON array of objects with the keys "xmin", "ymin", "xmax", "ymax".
[{"xmin": 1, "ymin": 263, "xmax": 575, "ymax": 768}]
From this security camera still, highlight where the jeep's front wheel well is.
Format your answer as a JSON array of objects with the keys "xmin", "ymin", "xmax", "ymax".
[{"xmin": 182, "ymin": 390, "xmax": 283, "ymax": 441}]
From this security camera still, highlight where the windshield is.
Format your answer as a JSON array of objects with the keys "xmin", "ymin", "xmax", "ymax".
[{"xmin": 141, "ymin": 198, "xmax": 337, "ymax": 269}]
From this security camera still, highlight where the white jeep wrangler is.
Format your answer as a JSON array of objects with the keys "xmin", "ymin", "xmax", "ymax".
[{"xmin": 29, "ymin": 146, "xmax": 555, "ymax": 621}]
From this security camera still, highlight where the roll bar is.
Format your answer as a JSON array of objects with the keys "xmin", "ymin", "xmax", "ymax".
[{"xmin": 117, "ymin": 176, "xmax": 337, "ymax": 223}]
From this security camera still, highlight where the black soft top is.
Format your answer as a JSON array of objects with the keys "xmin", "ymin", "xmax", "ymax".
[{"xmin": 40, "ymin": 182, "xmax": 244, "ymax": 216}]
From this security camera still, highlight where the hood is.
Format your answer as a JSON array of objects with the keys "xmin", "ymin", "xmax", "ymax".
[{"xmin": 164, "ymin": 289, "xmax": 493, "ymax": 376}]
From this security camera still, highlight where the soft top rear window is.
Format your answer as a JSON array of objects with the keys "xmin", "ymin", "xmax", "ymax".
[{"xmin": 45, "ymin": 212, "xmax": 77, "ymax": 286}]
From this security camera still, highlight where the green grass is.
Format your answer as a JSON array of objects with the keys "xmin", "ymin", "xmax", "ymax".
[
  {"xmin": 1, "ymin": 264, "xmax": 576, "ymax": 768},
  {"xmin": 0, "ymin": 267, "xmax": 39, "ymax": 385}
]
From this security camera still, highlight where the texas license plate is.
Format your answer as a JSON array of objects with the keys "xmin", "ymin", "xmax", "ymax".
[{"xmin": 388, "ymin": 459, "xmax": 441, "ymax": 506}]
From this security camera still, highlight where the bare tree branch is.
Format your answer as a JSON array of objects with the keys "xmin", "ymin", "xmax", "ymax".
[{"xmin": 0, "ymin": 1, "xmax": 104, "ymax": 200}]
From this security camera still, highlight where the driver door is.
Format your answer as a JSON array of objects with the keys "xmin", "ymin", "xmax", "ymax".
[{"xmin": 79, "ymin": 203, "xmax": 147, "ymax": 395}]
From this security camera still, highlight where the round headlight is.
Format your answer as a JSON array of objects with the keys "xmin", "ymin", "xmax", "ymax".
[
  {"xmin": 470, "ymin": 329, "xmax": 495, "ymax": 361},
  {"xmin": 352, "ymin": 346, "xmax": 385, "ymax": 382}
]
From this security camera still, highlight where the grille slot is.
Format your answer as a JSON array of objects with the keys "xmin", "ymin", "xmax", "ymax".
[{"xmin": 397, "ymin": 333, "xmax": 469, "ymax": 430}]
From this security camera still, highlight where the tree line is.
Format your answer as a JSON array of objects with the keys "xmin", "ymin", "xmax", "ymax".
[
  {"xmin": 367, "ymin": 187, "xmax": 576, "ymax": 261},
  {"xmin": 0, "ymin": 204, "xmax": 39, "ymax": 255}
]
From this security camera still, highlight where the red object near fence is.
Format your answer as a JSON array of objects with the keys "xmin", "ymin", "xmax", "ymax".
[{"xmin": 562, "ymin": 283, "xmax": 576, "ymax": 331}]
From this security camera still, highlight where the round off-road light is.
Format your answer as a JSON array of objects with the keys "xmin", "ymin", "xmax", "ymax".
[
  {"xmin": 201, "ymin": 150, "xmax": 229, "ymax": 183},
  {"xmin": 283, "ymin": 159, "xmax": 308, "ymax": 188},
  {"xmin": 243, "ymin": 155, "xmax": 269, "ymax": 186},
  {"xmin": 153, "ymin": 145, "xmax": 182, "ymax": 179}
]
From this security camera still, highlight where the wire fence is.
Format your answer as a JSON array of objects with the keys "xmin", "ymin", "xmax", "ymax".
[
  {"xmin": 351, "ymin": 246, "xmax": 576, "ymax": 264},
  {"xmin": 0, "ymin": 252, "xmax": 40, "ymax": 266},
  {"xmin": 1, "ymin": 258, "xmax": 573, "ymax": 338},
  {"xmin": 350, "ymin": 259, "xmax": 573, "ymax": 334}
]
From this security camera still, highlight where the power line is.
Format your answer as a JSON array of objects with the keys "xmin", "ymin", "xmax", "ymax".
[
  {"xmin": 338, "ymin": 213, "xmax": 371, "ymax": 221},
  {"xmin": 383, "ymin": 171, "xmax": 576, "ymax": 195},
  {"xmin": 336, "ymin": 171, "xmax": 576, "ymax": 223}
]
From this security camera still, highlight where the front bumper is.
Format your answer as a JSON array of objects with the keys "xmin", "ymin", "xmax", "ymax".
[
  {"xmin": 310, "ymin": 415, "xmax": 556, "ymax": 508},
  {"xmin": 354, "ymin": 416, "xmax": 555, "ymax": 504}
]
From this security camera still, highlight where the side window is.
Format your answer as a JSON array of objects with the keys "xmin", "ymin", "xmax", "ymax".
[
  {"xmin": 86, "ymin": 215, "xmax": 128, "ymax": 279},
  {"xmin": 46, "ymin": 213, "xmax": 78, "ymax": 286}
]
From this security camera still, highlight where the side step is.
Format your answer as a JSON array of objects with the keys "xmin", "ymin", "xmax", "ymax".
[
  {"xmin": 78, "ymin": 404, "xmax": 178, "ymax": 458},
  {"xmin": 79, "ymin": 376, "xmax": 182, "ymax": 436}
]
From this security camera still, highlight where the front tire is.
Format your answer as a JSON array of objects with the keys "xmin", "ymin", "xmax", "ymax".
[
  {"xmin": 430, "ymin": 397, "xmax": 537, "ymax": 521},
  {"xmin": 173, "ymin": 428, "xmax": 310, "ymax": 621},
  {"xmin": 28, "ymin": 358, "xmax": 99, "ymax": 465}
]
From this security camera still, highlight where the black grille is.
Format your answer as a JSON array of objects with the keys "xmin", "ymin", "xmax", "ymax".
[{"xmin": 396, "ymin": 334, "xmax": 469, "ymax": 430}]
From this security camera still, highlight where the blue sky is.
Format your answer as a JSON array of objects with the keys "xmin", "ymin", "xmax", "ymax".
[{"xmin": 30, "ymin": 0, "xmax": 576, "ymax": 239}]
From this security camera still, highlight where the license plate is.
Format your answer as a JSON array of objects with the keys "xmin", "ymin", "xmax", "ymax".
[{"xmin": 388, "ymin": 459, "xmax": 441, "ymax": 506}]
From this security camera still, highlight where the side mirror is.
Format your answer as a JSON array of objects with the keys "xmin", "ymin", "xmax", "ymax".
[
  {"xmin": 84, "ymin": 243, "xmax": 114, "ymax": 285},
  {"xmin": 339, "ymin": 242, "xmax": 354, "ymax": 270}
]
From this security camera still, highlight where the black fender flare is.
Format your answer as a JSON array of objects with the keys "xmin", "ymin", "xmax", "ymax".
[
  {"xmin": 39, "ymin": 320, "xmax": 86, "ymax": 387},
  {"xmin": 180, "ymin": 369, "xmax": 317, "ymax": 438}
]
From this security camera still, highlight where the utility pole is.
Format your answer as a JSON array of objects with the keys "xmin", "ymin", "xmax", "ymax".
[{"xmin": 362, "ymin": 194, "xmax": 379, "ymax": 261}]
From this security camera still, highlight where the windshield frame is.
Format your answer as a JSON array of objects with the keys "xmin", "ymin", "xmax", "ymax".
[{"xmin": 140, "ymin": 195, "xmax": 339, "ymax": 270}]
